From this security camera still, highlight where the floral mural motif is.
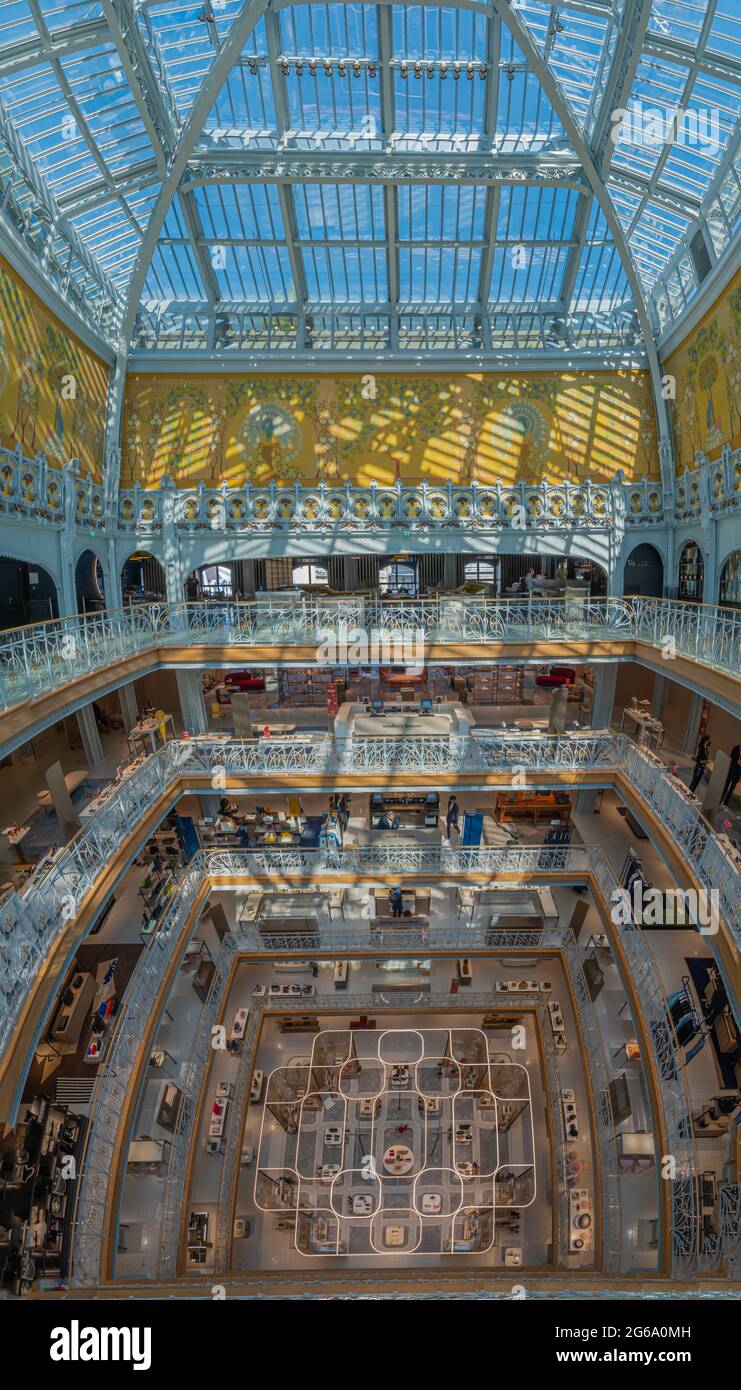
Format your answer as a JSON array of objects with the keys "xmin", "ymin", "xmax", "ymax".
[
  {"xmin": 121, "ymin": 369, "xmax": 659, "ymax": 489},
  {"xmin": 0, "ymin": 257, "xmax": 108, "ymax": 479},
  {"xmin": 664, "ymin": 262, "xmax": 741, "ymax": 470}
]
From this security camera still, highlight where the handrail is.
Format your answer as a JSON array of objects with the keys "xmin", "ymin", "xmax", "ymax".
[
  {"xmin": 0, "ymin": 595, "xmax": 740, "ymax": 720},
  {"xmin": 69, "ymin": 842, "xmax": 699, "ymax": 1283},
  {"xmin": 1, "ymin": 730, "xmax": 739, "ymax": 1107}
]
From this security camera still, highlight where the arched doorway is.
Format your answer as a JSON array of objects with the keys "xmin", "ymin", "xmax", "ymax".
[
  {"xmin": 0, "ymin": 556, "xmax": 59, "ymax": 629},
  {"xmin": 719, "ymin": 549, "xmax": 741, "ymax": 609},
  {"xmin": 122, "ymin": 552, "xmax": 167, "ymax": 603},
  {"xmin": 677, "ymin": 540, "xmax": 704, "ymax": 602},
  {"xmin": 183, "ymin": 562, "xmax": 257, "ymax": 601},
  {"xmin": 75, "ymin": 549, "xmax": 106, "ymax": 614},
  {"xmin": 623, "ymin": 543, "xmax": 664, "ymax": 597}
]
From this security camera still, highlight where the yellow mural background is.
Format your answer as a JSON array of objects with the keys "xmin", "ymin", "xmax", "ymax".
[
  {"xmin": 122, "ymin": 370, "xmax": 659, "ymax": 488},
  {"xmin": 0, "ymin": 256, "xmax": 109, "ymax": 480},
  {"xmin": 663, "ymin": 262, "xmax": 741, "ymax": 472}
]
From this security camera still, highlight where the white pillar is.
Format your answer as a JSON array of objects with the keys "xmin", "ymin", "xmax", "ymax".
[
  {"xmin": 443, "ymin": 554, "xmax": 458, "ymax": 591},
  {"xmin": 176, "ymin": 670, "xmax": 207, "ymax": 734},
  {"xmin": 590, "ymin": 662, "xmax": 618, "ymax": 729},
  {"xmin": 118, "ymin": 682, "xmax": 139, "ymax": 732},
  {"xmin": 77, "ymin": 703, "xmax": 104, "ymax": 767},
  {"xmin": 651, "ymin": 674, "xmax": 667, "ymax": 721},
  {"xmin": 575, "ymin": 789, "xmax": 599, "ymax": 815},
  {"xmin": 683, "ymin": 691, "xmax": 704, "ymax": 756}
]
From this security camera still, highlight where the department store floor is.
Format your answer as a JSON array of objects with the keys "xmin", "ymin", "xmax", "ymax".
[{"xmin": 4, "ymin": 689, "xmax": 738, "ymax": 1280}]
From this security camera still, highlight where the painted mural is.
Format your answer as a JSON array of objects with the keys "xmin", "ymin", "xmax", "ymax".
[
  {"xmin": 121, "ymin": 370, "xmax": 659, "ymax": 489},
  {"xmin": 664, "ymin": 262, "xmax": 741, "ymax": 472},
  {"xmin": 0, "ymin": 256, "xmax": 109, "ymax": 479}
]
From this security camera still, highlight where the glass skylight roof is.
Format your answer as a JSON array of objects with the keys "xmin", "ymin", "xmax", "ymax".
[{"xmin": 0, "ymin": 0, "xmax": 738, "ymax": 352}]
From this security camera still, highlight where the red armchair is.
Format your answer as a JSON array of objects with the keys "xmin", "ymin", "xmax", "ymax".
[{"xmin": 535, "ymin": 665, "xmax": 577, "ymax": 689}]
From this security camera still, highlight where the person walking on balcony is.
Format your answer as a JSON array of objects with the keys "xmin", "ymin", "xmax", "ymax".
[{"xmin": 446, "ymin": 795, "xmax": 460, "ymax": 842}]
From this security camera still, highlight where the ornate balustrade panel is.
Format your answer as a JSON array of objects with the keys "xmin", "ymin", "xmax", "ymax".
[
  {"xmin": 1, "ymin": 597, "xmax": 740, "ymax": 719},
  {"xmin": 0, "ymin": 747, "xmax": 173, "ymax": 1085},
  {"xmin": 118, "ymin": 478, "xmax": 657, "ymax": 534},
  {"xmin": 0, "ymin": 445, "xmax": 108, "ymax": 528},
  {"xmin": 675, "ymin": 447, "xmax": 741, "ymax": 522},
  {"xmin": 66, "ymin": 831, "xmax": 704, "ymax": 1283},
  {"xmin": 212, "ymin": 843, "xmax": 697, "ymax": 1276},
  {"xmin": 0, "ymin": 445, "xmax": 64, "ymax": 524},
  {"xmin": 632, "ymin": 598, "xmax": 741, "ymax": 676},
  {"xmin": 2, "ymin": 731, "xmax": 739, "ymax": 1104}
]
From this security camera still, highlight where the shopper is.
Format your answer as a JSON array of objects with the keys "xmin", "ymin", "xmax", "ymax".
[
  {"xmin": 446, "ymin": 795, "xmax": 460, "ymax": 841},
  {"xmin": 721, "ymin": 743, "xmax": 741, "ymax": 805},
  {"xmin": 389, "ymin": 886, "xmax": 403, "ymax": 918},
  {"xmin": 689, "ymin": 735, "xmax": 710, "ymax": 794}
]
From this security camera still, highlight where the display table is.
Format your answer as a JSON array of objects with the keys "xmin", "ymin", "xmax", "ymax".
[
  {"xmin": 383, "ymin": 1144, "xmax": 414, "ymax": 1174},
  {"xmin": 129, "ymin": 712, "xmax": 174, "ymax": 754},
  {"xmin": 334, "ymin": 699, "xmax": 475, "ymax": 740},
  {"xmin": 351, "ymin": 1194, "xmax": 374, "ymax": 1215},
  {"xmin": 1, "ymin": 825, "xmax": 31, "ymax": 863},
  {"xmin": 354, "ymin": 711, "xmax": 451, "ymax": 736},
  {"xmin": 568, "ymin": 1188, "xmax": 593, "ymax": 1253},
  {"xmin": 620, "ymin": 707, "xmax": 664, "ymax": 748},
  {"xmin": 420, "ymin": 1192, "xmax": 442, "ymax": 1214},
  {"xmin": 230, "ymin": 1008, "xmax": 249, "ymax": 1044},
  {"xmin": 495, "ymin": 791, "xmax": 571, "ymax": 825}
]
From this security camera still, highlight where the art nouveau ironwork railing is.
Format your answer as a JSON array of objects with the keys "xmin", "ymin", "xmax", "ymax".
[
  {"xmin": 204, "ymin": 847, "xmax": 699, "ymax": 1277},
  {"xmin": 2, "ymin": 730, "xmax": 739, "ymax": 1110},
  {"xmin": 1, "ymin": 594, "xmax": 740, "ymax": 717},
  {"xmin": 71, "ymin": 862, "xmax": 204, "ymax": 1287},
  {"xmin": 69, "ymin": 843, "xmax": 698, "ymax": 1285},
  {"xmin": 117, "ymin": 476, "xmax": 664, "ymax": 534}
]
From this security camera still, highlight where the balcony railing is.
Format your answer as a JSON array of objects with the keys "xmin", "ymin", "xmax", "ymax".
[
  {"xmin": 1, "ymin": 595, "xmax": 740, "ymax": 719},
  {"xmin": 69, "ymin": 841, "xmax": 700, "ymax": 1284},
  {"xmin": 118, "ymin": 476, "xmax": 665, "ymax": 533},
  {"xmin": 2, "ymin": 442, "xmax": 740, "ymax": 539},
  {"xmin": 2, "ymin": 730, "xmax": 739, "ymax": 1121}
]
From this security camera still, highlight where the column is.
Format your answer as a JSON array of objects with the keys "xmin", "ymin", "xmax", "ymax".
[
  {"xmin": 443, "ymin": 553, "xmax": 458, "ymax": 592},
  {"xmin": 77, "ymin": 702, "xmax": 104, "ymax": 768},
  {"xmin": 575, "ymin": 789, "xmax": 599, "ymax": 815},
  {"xmin": 589, "ymin": 662, "xmax": 618, "ymax": 729},
  {"xmin": 683, "ymin": 691, "xmax": 704, "ymax": 756},
  {"xmin": 160, "ymin": 482, "xmax": 183, "ymax": 607},
  {"xmin": 118, "ymin": 682, "xmax": 139, "ymax": 732},
  {"xmin": 239, "ymin": 559, "xmax": 257, "ymax": 598},
  {"xmin": 176, "ymin": 670, "xmax": 207, "ymax": 734},
  {"xmin": 650, "ymin": 674, "xmax": 667, "ymax": 721}
]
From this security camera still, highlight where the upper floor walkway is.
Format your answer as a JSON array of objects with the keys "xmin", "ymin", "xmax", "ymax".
[
  {"xmin": 1, "ymin": 728, "xmax": 738, "ymax": 1127},
  {"xmin": 1, "ymin": 594, "xmax": 741, "ymax": 755}
]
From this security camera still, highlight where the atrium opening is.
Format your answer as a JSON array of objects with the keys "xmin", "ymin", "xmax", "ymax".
[{"xmin": 0, "ymin": 0, "xmax": 738, "ymax": 1335}]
